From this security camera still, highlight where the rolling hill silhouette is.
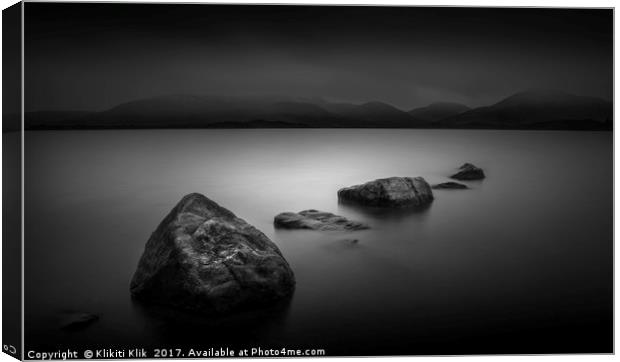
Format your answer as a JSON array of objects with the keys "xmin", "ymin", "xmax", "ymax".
[
  {"xmin": 408, "ymin": 102, "xmax": 470, "ymax": 122},
  {"xmin": 24, "ymin": 90, "xmax": 612, "ymax": 131},
  {"xmin": 441, "ymin": 90, "xmax": 612, "ymax": 130}
]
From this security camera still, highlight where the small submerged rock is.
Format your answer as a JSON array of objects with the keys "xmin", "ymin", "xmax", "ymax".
[
  {"xmin": 340, "ymin": 238, "xmax": 359, "ymax": 245},
  {"xmin": 450, "ymin": 163, "xmax": 485, "ymax": 180},
  {"xmin": 432, "ymin": 181, "xmax": 468, "ymax": 190},
  {"xmin": 60, "ymin": 312, "xmax": 99, "ymax": 331},
  {"xmin": 130, "ymin": 193, "xmax": 295, "ymax": 313},
  {"xmin": 338, "ymin": 177, "xmax": 434, "ymax": 207},
  {"xmin": 274, "ymin": 210, "xmax": 369, "ymax": 231}
]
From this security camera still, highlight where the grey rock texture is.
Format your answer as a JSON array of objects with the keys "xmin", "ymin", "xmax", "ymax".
[
  {"xmin": 450, "ymin": 163, "xmax": 485, "ymax": 180},
  {"xmin": 337, "ymin": 177, "xmax": 434, "ymax": 207},
  {"xmin": 130, "ymin": 193, "xmax": 295, "ymax": 313},
  {"xmin": 274, "ymin": 210, "xmax": 369, "ymax": 231},
  {"xmin": 432, "ymin": 181, "xmax": 468, "ymax": 189}
]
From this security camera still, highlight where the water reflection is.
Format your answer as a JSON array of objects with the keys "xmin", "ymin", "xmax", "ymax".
[
  {"xmin": 130, "ymin": 296, "xmax": 293, "ymax": 348},
  {"xmin": 337, "ymin": 198, "xmax": 433, "ymax": 221}
]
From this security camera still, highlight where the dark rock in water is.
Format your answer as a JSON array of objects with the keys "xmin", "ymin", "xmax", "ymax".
[
  {"xmin": 340, "ymin": 238, "xmax": 359, "ymax": 245},
  {"xmin": 337, "ymin": 177, "xmax": 434, "ymax": 207},
  {"xmin": 130, "ymin": 193, "xmax": 295, "ymax": 313},
  {"xmin": 60, "ymin": 312, "xmax": 99, "ymax": 331},
  {"xmin": 450, "ymin": 163, "xmax": 485, "ymax": 180},
  {"xmin": 432, "ymin": 181, "xmax": 468, "ymax": 190},
  {"xmin": 274, "ymin": 210, "xmax": 369, "ymax": 231}
]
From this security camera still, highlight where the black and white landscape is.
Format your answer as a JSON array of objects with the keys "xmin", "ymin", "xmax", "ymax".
[
  {"xmin": 22, "ymin": 3, "xmax": 612, "ymax": 357},
  {"xmin": 23, "ymin": 89, "xmax": 613, "ymax": 130}
]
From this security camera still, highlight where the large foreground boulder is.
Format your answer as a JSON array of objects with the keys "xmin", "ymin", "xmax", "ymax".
[
  {"xmin": 450, "ymin": 163, "xmax": 485, "ymax": 180},
  {"xmin": 130, "ymin": 193, "xmax": 295, "ymax": 313},
  {"xmin": 337, "ymin": 177, "xmax": 434, "ymax": 207},
  {"xmin": 274, "ymin": 210, "xmax": 369, "ymax": 231}
]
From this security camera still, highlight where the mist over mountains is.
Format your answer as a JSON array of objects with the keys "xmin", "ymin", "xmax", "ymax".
[
  {"xmin": 23, "ymin": 89, "xmax": 612, "ymax": 131},
  {"xmin": 409, "ymin": 102, "xmax": 471, "ymax": 122}
]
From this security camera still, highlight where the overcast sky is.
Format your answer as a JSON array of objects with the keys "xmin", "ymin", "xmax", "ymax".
[{"xmin": 25, "ymin": 3, "xmax": 612, "ymax": 112}]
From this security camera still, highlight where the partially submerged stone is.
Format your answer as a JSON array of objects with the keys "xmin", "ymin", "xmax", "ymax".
[
  {"xmin": 130, "ymin": 193, "xmax": 295, "ymax": 313},
  {"xmin": 450, "ymin": 163, "xmax": 485, "ymax": 180},
  {"xmin": 432, "ymin": 181, "xmax": 468, "ymax": 189},
  {"xmin": 60, "ymin": 312, "xmax": 99, "ymax": 331},
  {"xmin": 337, "ymin": 177, "xmax": 434, "ymax": 207},
  {"xmin": 340, "ymin": 238, "xmax": 359, "ymax": 245},
  {"xmin": 274, "ymin": 210, "xmax": 369, "ymax": 231}
]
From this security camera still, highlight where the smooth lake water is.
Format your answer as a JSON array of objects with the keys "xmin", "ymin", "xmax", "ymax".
[{"xmin": 24, "ymin": 129, "xmax": 612, "ymax": 355}]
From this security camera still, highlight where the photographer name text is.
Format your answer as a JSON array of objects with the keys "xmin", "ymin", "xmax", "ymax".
[{"xmin": 26, "ymin": 347, "xmax": 326, "ymax": 359}]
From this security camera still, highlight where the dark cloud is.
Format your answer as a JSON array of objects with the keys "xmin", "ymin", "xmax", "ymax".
[{"xmin": 25, "ymin": 3, "xmax": 612, "ymax": 111}]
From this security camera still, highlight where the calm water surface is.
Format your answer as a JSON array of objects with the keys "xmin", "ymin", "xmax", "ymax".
[{"xmin": 24, "ymin": 129, "xmax": 612, "ymax": 355}]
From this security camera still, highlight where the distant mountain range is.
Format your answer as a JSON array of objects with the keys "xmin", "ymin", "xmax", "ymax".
[
  {"xmin": 20, "ymin": 89, "xmax": 612, "ymax": 131},
  {"xmin": 408, "ymin": 102, "xmax": 471, "ymax": 122}
]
